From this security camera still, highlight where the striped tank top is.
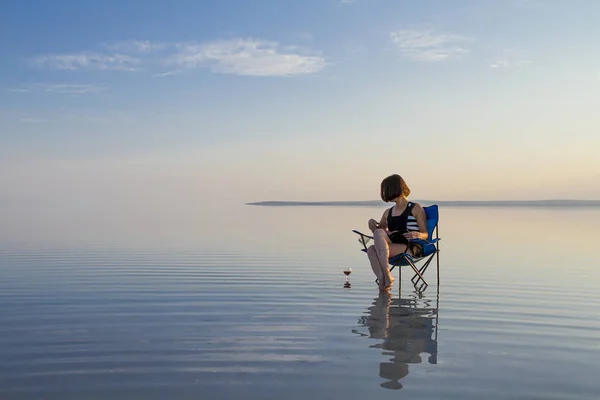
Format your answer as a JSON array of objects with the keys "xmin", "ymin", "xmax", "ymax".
[{"xmin": 387, "ymin": 202, "xmax": 419, "ymax": 233}]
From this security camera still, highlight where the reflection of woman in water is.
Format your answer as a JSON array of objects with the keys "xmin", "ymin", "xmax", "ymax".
[
  {"xmin": 356, "ymin": 291, "xmax": 438, "ymax": 390},
  {"xmin": 366, "ymin": 174, "xmax": 429, "ymax": 291}
]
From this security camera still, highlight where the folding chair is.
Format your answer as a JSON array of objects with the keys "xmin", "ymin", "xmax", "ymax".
[{"xmin": 352, "ymin": 205, "xmax": 440, "ymax": 292}]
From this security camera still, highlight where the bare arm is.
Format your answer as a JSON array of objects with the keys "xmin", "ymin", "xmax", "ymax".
[
  {"xmin": 404, "ymin": 203, "xmax": 429, "ymax": 241},
  {"xmin": 368, "ymin": 209, "xmax": 389, "ymax": 233},
  {"xmin": 379, "ymin": 209, "xmax": 389, "ymax": 230}
]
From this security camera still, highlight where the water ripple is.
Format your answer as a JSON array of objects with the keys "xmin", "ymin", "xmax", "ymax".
[{"xmin": 1, "ymin": 246, "xmax": 599, "ymax": 400}]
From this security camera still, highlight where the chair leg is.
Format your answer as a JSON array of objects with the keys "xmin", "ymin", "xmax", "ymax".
[
  {"xmin": 374, "ymin": 251, "xmax": 437, "ymax": 293},
  {"xmin": 410, "ymin": 257, "xmax": 432, "ymax": 286},
  {"xmin": 436, "ymin": 249, "xmax": 440, "ymax": 286},
  {"xmin": 399, "ymin": 263, "xmax": 402, "ymax": 284},
  {"xmin": 406, "ymin": 257, "xmax": 428, "ymax": 291},
  {"xmin": 412, "ymin": 261, "xmax": 430, "ymax": 285}
]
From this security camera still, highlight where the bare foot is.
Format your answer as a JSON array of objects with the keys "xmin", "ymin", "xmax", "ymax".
[
  {"xmin": 380, "ymin": 282, "xmax": 392, "ymax": 292},
  {"xmin": 379, "ymin": 274, "xmax": 394, "ymax": 291},
  {"xmin": 384, "ymin": 275, "xmax": 395, "ymax": 291}
]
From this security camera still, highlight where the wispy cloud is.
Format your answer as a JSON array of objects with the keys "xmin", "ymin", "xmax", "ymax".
[
  {"xmin": 103, "ymin": 40, "xmax": 166, "ymax": 54},
  {"xmin": 9, "ymin": 83, "xmax": 107, "ymax": 95},
  {"xmin": 340, "ymin": 0, "xmax": 356, "ymax": 4},
  {"xmin": 30, "ymin": 52, "xmax": 141, "ymax": 71},
  {"xmin": 169, "ymin": 39, "xmax": 326, "ymax": 76},
  {"xmin": 489, "ymin": 49, "xmax": 532, "ymax": 69},
  {"xmin": 489, "ymin": 60, "xmax": 532, "ymax": 68},
  {"xmin": 390, "ymin": 29, "xmax": 472, "ymax": 61},
  {"xmin": 28, "ymin": 38, "xmax": 326, "ymax": 77},
  {"xmin": 153, "ymin": 70, "xmax": 182, "ymax": 77}
]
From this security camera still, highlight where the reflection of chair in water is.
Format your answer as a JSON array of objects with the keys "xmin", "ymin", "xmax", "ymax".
[
  {"xmin": 352, "ymin": 287, "xmax": 439, "ymax": 390},
  {"xmin": 353, "ymin": 204, "xmax": 440, "ymax": 292}
]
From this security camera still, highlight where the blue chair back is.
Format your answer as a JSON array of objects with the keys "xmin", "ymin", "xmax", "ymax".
[
  {"xmin": 416, "ymin": 205, "xmax": 439, "ymax": 257},
  {"xmin": 424, "ymin": 205, "xmax": 439, "ymax": 241}
]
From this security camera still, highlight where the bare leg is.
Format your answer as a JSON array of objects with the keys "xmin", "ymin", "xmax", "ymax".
[
  {"xmin": 367, "ymin": 245, "xmax": 383, "ymax": 282},
  {"xmin": 373, "ymin": 229, "xmax": 395, "ymax": 290}
]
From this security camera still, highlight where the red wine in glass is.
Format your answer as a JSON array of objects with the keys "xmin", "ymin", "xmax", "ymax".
[{"xmin": 343, "ymin": 268, "xmax": 352, "ymax": 283}]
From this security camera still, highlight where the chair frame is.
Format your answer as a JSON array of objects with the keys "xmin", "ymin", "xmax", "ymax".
[{"xmin": 353, "ymin": 205, "xmax": 440, "ymax": 292}]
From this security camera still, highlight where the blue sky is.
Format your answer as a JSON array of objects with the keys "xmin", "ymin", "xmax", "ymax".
[{"xmin": 1, "ymin": 0, "xmax": 600, "ymax": 209}]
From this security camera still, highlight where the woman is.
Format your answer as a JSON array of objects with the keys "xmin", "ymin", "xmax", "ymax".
[{"xmin": 367, "ymin": 174, "xmax": 429, "ymax": 291}]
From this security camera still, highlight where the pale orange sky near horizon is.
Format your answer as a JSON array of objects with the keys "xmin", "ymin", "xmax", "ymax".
[{"xmin": 2, "ymin": 0, "xmax": 600, "ymax": 213}]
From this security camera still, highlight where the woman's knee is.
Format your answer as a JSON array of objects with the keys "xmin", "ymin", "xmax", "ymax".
[{"xmin": 373, "ymin": 228, "xmax": 388, "ymax": 241}]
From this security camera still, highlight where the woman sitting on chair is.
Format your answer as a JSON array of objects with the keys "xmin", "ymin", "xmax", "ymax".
[{"xmin": 367, "ymin": 174, "xmax": 429, "ymax": 291}]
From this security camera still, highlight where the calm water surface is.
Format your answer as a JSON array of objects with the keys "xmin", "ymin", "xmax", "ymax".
[{"xmin": 1, "ymin": 205, "xmax": 599, "ymax": 399}]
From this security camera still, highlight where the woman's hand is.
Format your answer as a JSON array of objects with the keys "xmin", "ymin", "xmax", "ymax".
[
  {"xmin": 403, "ymin": 231, "xmax": 423, "ymax": 240},
  {"xmin": 368, "ymin": 219, "xmax": 379, "ymax": 232}
]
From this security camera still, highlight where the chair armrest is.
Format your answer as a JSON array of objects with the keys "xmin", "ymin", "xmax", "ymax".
[
  {"xmin": 352, "ymin": 230, "xmax": 373, "ymax": 240},
  {"xmin": 409, "ymin": 238, "xmax": 439, "ymax": 245},
  {"xmin": 352, "ymin": 230, "xmax": 373, "ymax": 251}
]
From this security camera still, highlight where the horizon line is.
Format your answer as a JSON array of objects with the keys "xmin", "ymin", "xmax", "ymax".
[{"xmin": 246, "ymin": 199, "xmax": 600, "ymax": 208}]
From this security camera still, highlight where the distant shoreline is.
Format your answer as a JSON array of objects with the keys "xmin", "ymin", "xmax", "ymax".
[{"xmin": 247, "ymin": 200, "xmax": 600, "ymax": 208}]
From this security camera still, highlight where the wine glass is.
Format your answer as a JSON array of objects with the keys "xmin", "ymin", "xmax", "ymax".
[{"xmin": 343, "ymin": 268, "xmax": 352, "ymax": 287}]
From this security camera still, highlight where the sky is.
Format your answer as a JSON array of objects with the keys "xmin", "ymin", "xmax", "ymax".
[{"xmin": 1, "ymin": 0, "xmax": 600, "ymax": 213}]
